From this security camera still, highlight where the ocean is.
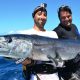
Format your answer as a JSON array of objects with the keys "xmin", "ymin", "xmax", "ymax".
[{"xmin": 0, "ymin": 57, "xmax": 25, "ymax": 80}]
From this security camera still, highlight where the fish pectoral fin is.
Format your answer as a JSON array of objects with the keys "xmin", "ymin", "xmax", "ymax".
[
  {"xmin": 47, "ymin": 55, "xmax": 57, "ymax": 67},
  {"xmin": 47, "ymin": 55, "xmax": 64, "ymax": 68},
  {"xmin": 55, "ymin": 50, "xmax": 64, "ymax": 67},
  {"xmin": 55, "ymin": 50, "xmax": 62, "ymax": 61}
]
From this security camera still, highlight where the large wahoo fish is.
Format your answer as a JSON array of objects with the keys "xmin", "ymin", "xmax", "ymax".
[{"xmin": 0, "ymin": 34, "xmax": 79, "ymax": 65}]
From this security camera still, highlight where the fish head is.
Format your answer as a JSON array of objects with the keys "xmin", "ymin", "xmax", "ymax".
[{"xmin": 0, "ymin": 36, "xmax": 33, "ymax": 59}]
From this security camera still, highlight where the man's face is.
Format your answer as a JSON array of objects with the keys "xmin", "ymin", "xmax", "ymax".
[
  {"xmin": 34, "ymin": 10, "xmax": 47, "ymax": 28},
  {"xmin": 59, "ymin": 11, "xmax": 72, "ymax": 27}
]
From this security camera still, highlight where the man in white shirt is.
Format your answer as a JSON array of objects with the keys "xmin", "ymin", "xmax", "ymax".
[{"xmin": 19, "ymin": 3, "xmax": 59, "ymax": 80}]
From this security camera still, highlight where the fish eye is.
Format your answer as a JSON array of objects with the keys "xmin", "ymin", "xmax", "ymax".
[{"xmin": 5, "ymin": 37, "xmax": 12, "ymax": 43}]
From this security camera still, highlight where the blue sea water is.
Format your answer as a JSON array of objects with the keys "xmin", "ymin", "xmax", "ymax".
[{"xmin": 0, "ymin": 57, "xmax": 25, "ymax": 80}]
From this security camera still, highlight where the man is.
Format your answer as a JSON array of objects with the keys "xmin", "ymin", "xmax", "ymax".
[
  {"xmin": 54, "ymin": 5, "xmax": 80, "ymax": 39},
  {"xmin": 19, "ymin": 3, "xmax": 59, "ymax": 80},
  {"xmin": 53, "ymin": 5, "xmax": 80, "ymax": 80}
]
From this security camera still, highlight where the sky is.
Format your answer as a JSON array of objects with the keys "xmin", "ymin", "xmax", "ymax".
[{"xmin": 0, "ymin": 0, "xmax": 80, "ymax": 34}]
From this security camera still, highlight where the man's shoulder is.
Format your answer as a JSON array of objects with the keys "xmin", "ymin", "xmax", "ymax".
[
  {"xmin": 44, "ymin": 31, "xmax": 58, "ymax": 38},
  {"xmin": 54, "ymin": 24, "xmax": 62, "ymax": 31}
]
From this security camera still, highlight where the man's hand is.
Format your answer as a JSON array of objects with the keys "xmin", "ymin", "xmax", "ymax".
[{"xmin": 22, "ymin": 58, "xmax": 32, "ymax": 66}]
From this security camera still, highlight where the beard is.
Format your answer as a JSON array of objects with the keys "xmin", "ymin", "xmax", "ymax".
[{"xmin": 34, "ymin": 19, "xmax": 46, "ymax": 28}]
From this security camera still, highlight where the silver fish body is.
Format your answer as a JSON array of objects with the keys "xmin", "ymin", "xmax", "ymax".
[{"xmin": 0, "ymin": 34, "xmax": 80, "ymax": 64}]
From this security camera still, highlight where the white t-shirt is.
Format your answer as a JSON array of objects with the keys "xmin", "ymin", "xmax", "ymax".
[{"xmin": 17, "ymin": 29, "xmax": 58, "ymax": 39}]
